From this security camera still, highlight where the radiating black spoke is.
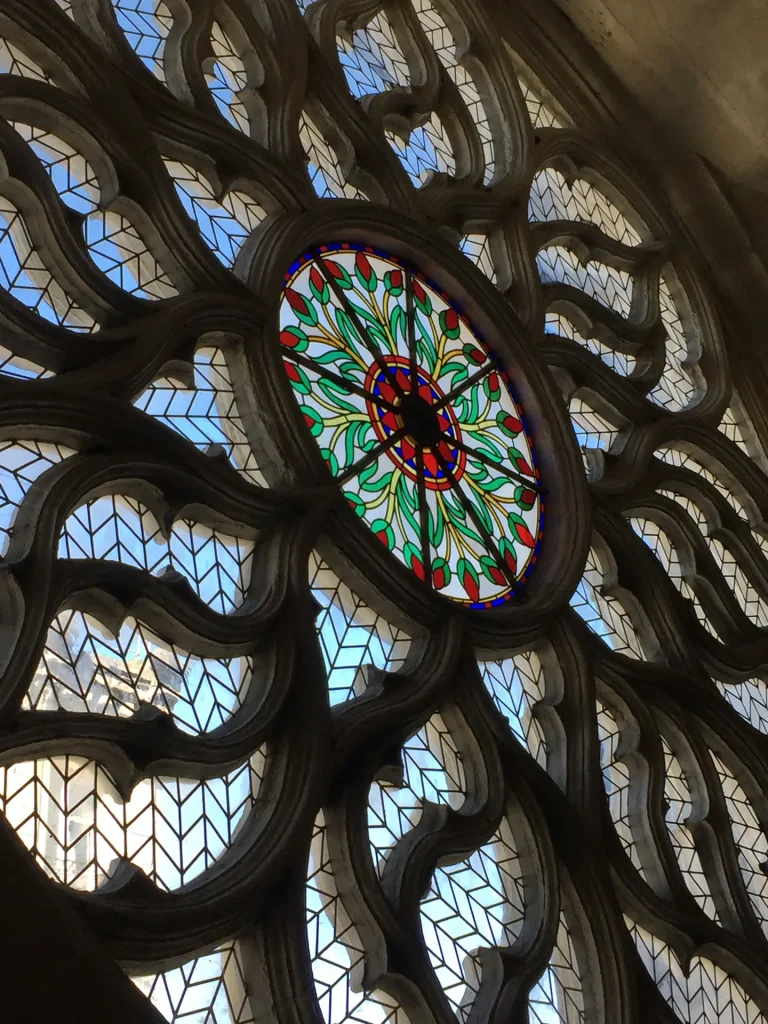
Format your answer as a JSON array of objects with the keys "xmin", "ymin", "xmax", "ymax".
[
  {"xmin": 450, "ymin": 438, "xmax": 541, "ymax": 489},
  {"xmin": 432, "ymin": 362, "xmax": 494, "ymax": 413},
  {"xmin": 433, "ymin": 447, "xmax": 518, "ymax": 592},
  {"xmin": 406, "ymin": 270, "xmax": 418, "ymax": 392},
  {"xmin": 285, "ymin": 350, "xmax": 397, "ymax": 413},
  {"xmin": 336, "ymin": 427, "xmax": 407, "ymax": 486},
  {"xmin": 415, "ymin": 447, "xmax": 433, "ymax": 587},
  {"xmin": 313, "ymin": 253, "xmax": 406, "ymax": 399}
]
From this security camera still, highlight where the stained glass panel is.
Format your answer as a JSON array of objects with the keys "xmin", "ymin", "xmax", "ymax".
[
  {"xmin": 570, "ymin": 548, "xmax": 645, "ymax": 659},
  {"xmin": 529, "ymin": 166, "xmax": 643, "ymax": 246},
  {"xmin": 0, "ymin": 440, "xmax": 74, "ymax": 556},
  {"xmin": 711, "ymin": 752, "xmax": 768, "ymax": 934},
  {"xmin": 134, "ymin": 346, "xmax": 265, "ymax": 486},
  {"xmin": 205, "ymin": 22, "xmax": 250, "ymax": 134},
  {"xmin": 111, "ymin": 0, "xmax": 173, "ymax": 81},
  {"xmin": 280, "ymin": 245, "xmax": 542, "ymax": 607}
]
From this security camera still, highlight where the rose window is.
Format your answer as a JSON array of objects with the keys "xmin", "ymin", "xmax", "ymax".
[
  {"xmin": 0, "ymin": 2, "xmax": 768, "ymax": 1024},
  {"xmin": 280, "ymin": 245, "xmax": 541, "ymax": 605}
]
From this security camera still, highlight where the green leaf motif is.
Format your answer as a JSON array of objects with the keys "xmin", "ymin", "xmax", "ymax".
[
  {"xmin": 415, "ymin": 313, "xmax": 438, "ymax": 374},
  {"xmin": 479, "ymin": 475, "xmax": 509, "ymax": 494},
  {"xmin": 325, "ymin": 259, "xmax": 353, "ymax": 289},
  {"xmin": 507, "ymin": 446, "xmax": 534, "ymax": 477},
  {"xmin": 359, "ymin": 459, "xmax": 393, "ymax": 493},
  {"xmin": 467, "ymin": 431, "xmax": 504, "ymax": 462},
  {"xmin": 508, "ymin": 510, "xmax": 537, "ymax": 548},
  {"xmin": 514, "ymin": 484, "xmax": 537, "ymax": 510},
  {"xmin": 344, "ymin": 421, "xmax": 362, "ymax": 469},
  {"xmin": 309, "ymin": 267, "xmax": 330, "ymax": 306},
  {"xmin": 413, "ymin": 279, "xmax": 432, "ymax": 316},
  {"xmin": 317, "ymin": 377, "xmax": 357, "ymax": 413},
  {"xmin": 480, "ymin": 554, "xmax": 505, "ymax": 585},
  {"xmin": 454, "ymin": 383, "xmax": 480, "ymax": 427},
  {"xmin": 389, "ymin": 303, "xmax": 407, "ymax": 346},
  {"xmin": 314, "ymin": 348, "xmax": 357, "ymax": 367},
  {"xmin": 403, "ymin": 540, "xmax": 424, "ymax": 578},
  {"xmin": 437, "ymin": 360, "xmax": 468, "ymax": 390},
  {"xmin": 465, "ymin": 456, "xmax": 490, "ymax": 483},
  {"xmin": 334, "ymin": 308, "xmax": 365, "ymax": 359},
  {"xmin": 285, "ymin": 361, "xmax": 311, "ymax": 395},
  {"xmin": 483, "ymin": 371, "xmax": 501, "ymax": 401},
  {"xmin": 349, "ymin": 299, "xmax": 391, "ymax": 352},
  {"xmin": 468, "ymin": 491, "xmax": 494, "ymax": 535},
  {"xmin": 457, "ymin": 557, "xmax": 480, "ymax": 602},
  {"xmin": 439, "ymin": 308, "xmax": 461, "ymax": 340},
  {"xmin": 428, "ymin": 501, "xmax": 445, "ymax": 548},
  {"xmin": 396, "ymin": 473, "xmax": 418, "ymax": 511},
  {"xmin": 496, "ymin": 410, "xmax": 523, "ymax": 438},
  {"xmin": 462, "ymin": 342, "xmax": 486, "ymax": 366},
  {"xmin": 499, "ymin": 537, "xmax": 518, "ymax": 576},
  {"xmin": 442, "ymin": 492, "xmax": 483, "ymax": 545},
  {"xmin": 395, "ymin": 476, "xmax": 421, "ymax": 539}
]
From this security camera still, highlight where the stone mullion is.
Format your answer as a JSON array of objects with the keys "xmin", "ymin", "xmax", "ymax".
[
  {"xmin": 595, "ymin": 671, "xmax": 693, "ymax": 907},
  {"xmin": 595, "ymin": 667, "xmax": 768, "ymax": 1008},
  {"xmin": 323, "ymin": 750, "xmax": 458, "ymax": 1024},
  {"xmin": 465, "ymin": 662, "xmax": 565, "ymax": 1024},
  {"xmin": 614, "ymin": 492, "xmax": 767, "ymax": 649},
  {"xmin": 686, "ymin": 732, "xmax": 768, "ymax": 960},
  {"xmin": 540, "ymin": 331, "xmax": 665, "ymax": 423},
  {"xmin": 494, "ymin": 705, "xmax": 641, "ymax": 1023},
  {"xmin": 302, "ymin": 42, "xmax": 417, "ymax": 210},
  {"xmin": 731, "ymin": 353, "xmax": 768, "ymax": 465},
  {"xmin": 437, "ymin": 0, "xmax": 534, "ymax": 187},
  {"xmin": 241, "ymin": 857, "xmax": 327, "ymax": 1024},
  {"xmin": 395, "ymin": 3, "xmax": 488, "ymax": 189},
  {"xmin": 299, "ymin": 621, "xmax": 470, "ymax": 1023}
]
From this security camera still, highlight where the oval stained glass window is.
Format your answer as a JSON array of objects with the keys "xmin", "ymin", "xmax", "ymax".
[{"xmin": 279, "ymin": 244, "xmax": 542, "ymax": 608}]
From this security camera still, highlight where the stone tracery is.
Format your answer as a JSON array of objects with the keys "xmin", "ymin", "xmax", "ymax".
[{"xmin": 0, "ymin": 1, "xmax": 766, "ymax": 1022}]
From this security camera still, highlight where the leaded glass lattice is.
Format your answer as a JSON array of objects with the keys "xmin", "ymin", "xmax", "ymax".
[{"xmin": 1, "ymin": 0, "xmax": 768, "ymax": 1022}]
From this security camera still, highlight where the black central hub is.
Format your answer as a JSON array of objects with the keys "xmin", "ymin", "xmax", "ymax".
[{"xmin": 399, "ymin": 392, "xmax": 443, "ymax": 447}]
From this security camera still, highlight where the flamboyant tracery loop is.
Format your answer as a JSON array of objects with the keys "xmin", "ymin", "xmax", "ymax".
[{"xmin": 279, "ymin": 243, "xmax": 542, "ymax": 606}]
